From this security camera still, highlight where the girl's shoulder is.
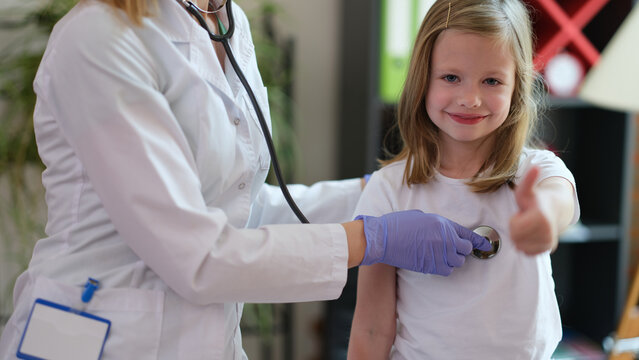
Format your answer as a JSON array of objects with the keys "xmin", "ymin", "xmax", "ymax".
[
  {"xmin": 516, "ymin": 147, "xmax": 575, "ymax": 183},
  {"xmin": 518, "ymin": 147, "xmax": 563, "ymax": 168},
  {"xmin": 365, "ymin": 160, "xmax": 409, "ymax": 193},
  {"xmin": 374, "ymin": 159, "xmax": 408, "ymax": 181}
]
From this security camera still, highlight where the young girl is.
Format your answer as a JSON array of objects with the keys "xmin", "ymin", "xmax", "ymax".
[{"xmin": 348, "ymin": 0, "xmax": 580, "ymax": 359}]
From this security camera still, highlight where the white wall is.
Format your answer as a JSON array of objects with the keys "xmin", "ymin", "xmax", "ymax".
[{"xmin": 280, "ymin": 0, "xmax": 342, "ymax": 184}]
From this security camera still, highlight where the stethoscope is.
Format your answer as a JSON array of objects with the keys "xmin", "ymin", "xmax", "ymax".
[
  {"xmin": 178, "ymin": 0, "xmax": 309, "ymax": 223},
  {"xmin": 177, "ymin": 0, "xmax": 503, "ymax": 260},
  {"xmin": 472, "ymin": 226, "xmax": 500, "ymax": 259}
]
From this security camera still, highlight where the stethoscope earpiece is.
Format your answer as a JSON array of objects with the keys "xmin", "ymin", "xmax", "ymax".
[{"xmin": 472, "ymin": 225, "xmax": 500, "ymax": 259}]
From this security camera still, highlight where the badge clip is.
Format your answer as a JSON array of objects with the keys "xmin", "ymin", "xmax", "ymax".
[{"xmin": 82, "ymin": 277, "xmax": 100, "ymax": 304}]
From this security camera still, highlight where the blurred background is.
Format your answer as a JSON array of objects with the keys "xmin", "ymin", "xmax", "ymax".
[{"xmin": 1, "ymin": 0, "xmax": 638, "ymax": 359}]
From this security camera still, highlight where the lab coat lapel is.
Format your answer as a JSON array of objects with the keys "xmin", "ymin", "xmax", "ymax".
[
  {"xmin": 224, "ymin": 14, "xmax": 253, "ymax": 97},
  {"xmin": 160, "ymin": 0, "xmax": 270, "ymax": 132},
  {"xmin": 162, "ymin": 0, "xmax": 235, "ymax": 103},
  {"xmin": 224, "ymin": 13, "xmax": 272, "ymax": 136}
]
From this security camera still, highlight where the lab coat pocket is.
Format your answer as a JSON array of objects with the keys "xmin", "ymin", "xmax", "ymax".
[{"xmin": 30, "ymin": 276, "xmax": 165, "ymax": 360}]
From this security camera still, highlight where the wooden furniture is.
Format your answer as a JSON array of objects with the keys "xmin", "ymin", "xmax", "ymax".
[{"xmin": 609, "ymin": 266, "xmax": 639, "ymax": 359}]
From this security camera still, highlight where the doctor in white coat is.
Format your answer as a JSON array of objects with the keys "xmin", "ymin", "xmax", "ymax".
[{"xmin": 0, "ymin": 0, "xmax": 490, "ymax": 358}]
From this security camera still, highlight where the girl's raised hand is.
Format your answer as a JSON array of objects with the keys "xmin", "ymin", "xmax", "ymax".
[{"xmin": 510, "ymin": 166, "xmax": 556, "ymax": 255}]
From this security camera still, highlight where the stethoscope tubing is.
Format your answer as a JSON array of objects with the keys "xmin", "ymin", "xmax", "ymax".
[{"xmin": 181, "ymin": 0, "xmax": 310, "ymax": 224}]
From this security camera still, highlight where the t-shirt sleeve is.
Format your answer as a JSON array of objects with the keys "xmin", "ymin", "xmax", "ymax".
[
  {"xmin": 352, "ymin": 166, "xmax": 400, "ymax": 218},
  {"xmin": 517, "ymin": 149, "xmax": 581, "ymax": 226}
]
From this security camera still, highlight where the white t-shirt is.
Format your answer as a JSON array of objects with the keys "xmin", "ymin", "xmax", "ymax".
[{"xmin": 354, "ymin": 149, "xmax": 580, "ymax": 360}]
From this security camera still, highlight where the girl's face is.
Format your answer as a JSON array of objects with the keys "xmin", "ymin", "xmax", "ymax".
[{"xmin": 426, "ymin": 29, "xmax": 516, "ymax": 149}]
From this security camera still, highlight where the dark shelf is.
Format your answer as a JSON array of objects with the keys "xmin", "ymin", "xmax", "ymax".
[{"xmin": 560, "ymin": 223, "xmax": 620, "ymax": 243}]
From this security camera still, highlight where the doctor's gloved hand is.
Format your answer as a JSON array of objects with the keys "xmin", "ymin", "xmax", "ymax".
[{"xmin": 355, "ymin": 210, "xmax": 491, "ymax": 276}]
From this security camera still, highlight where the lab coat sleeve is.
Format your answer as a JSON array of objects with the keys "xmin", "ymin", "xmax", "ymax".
[
  {"xmin": 36, "ymin": 5, "xmax": 347, "ymax": 304},
  {"xmin": 247, "ymin": 179, "xmax": 362, "ymax": 226}
]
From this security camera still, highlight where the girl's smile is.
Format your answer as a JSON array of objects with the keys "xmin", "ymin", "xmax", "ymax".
[{"xmin": 446, "ymin": 112, "xmax": 488, "ymax": 125}]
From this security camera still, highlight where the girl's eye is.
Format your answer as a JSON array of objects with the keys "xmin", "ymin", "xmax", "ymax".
[
  {"xmin": 485, "ymin": 78, "xmax": 501, "ymax": 86},
  {"xmin": 443, "ymin": 74, "xmax": 458, "ymax": 82}
]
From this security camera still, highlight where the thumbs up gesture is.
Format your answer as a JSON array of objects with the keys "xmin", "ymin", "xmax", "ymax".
[{"xmin": 510, "ymin": 166, "xmax": 557, "ymax": 255}]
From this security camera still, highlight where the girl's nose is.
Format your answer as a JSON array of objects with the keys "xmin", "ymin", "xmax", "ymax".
[{"xmin": 457, "ymin": 85, "xmax": 481, "ymax": 108}]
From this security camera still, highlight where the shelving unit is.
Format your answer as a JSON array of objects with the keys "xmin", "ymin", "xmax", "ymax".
[
  {"xmin": 543, "ymin": 102, "xmax": 634, "ymax": 348},
  {"xmin": 533, "ymin": 0, "xmax": 634, "ymax": 347},
  {"xmin": 331, "ymin": 0, "xmax": 635, "ymax": 358}
]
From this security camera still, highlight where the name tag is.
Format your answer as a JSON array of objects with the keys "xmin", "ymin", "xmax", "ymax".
[{"xmin": 17, "ymin": 298, "xmax": 110, "ymax": 360}]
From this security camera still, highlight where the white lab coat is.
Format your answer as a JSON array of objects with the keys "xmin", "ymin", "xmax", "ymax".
[{"xmin": 0, "ymin": 0, "xmax": 361, "ymax": 359}]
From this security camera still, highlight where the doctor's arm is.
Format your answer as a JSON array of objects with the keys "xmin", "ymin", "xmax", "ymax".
[
  {"xmin": 510, "ymin": 166, "xmax": 576, "ymax": 255},
  {"xmin": 342, "ymin": 220, "xmax": 365, "ymax": 267},
  {"xmin": 248, "ymin": 179, "xmax": 363, "ymax": 226}
]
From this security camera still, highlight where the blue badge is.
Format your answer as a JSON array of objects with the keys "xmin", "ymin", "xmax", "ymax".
[{"xmin": 17, "ymin": 279, "xmax": 110, "ymax": 360}]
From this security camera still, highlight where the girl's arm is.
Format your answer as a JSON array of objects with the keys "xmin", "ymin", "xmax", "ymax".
[
  {"xmin": 348, "ymin": 263, "xmax": 397, "ymax": 359},
  {"xmin": 510, "ymin": 166, "xmax": 576, "ymax": 254}
]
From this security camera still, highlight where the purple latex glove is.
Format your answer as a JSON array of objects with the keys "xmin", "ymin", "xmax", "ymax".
[{"xmin": 355, "ymin": 210, "xmax": 492, "ymax": 276}]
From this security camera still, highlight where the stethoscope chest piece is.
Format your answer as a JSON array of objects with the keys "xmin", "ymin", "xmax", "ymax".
[{"xmin": 471, "ymin": 225, "xmax": 500, "ymax": 259}]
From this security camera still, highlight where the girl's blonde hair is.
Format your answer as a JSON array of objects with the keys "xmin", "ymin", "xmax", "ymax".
[{"xmin": 384, "ymin": 0, "xmax": 540, "ymax": 193}]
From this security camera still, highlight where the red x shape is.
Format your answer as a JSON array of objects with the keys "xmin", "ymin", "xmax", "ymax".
[{"xmin": 529, "ymin": 0, "xmax": 610, "ymax": 72}]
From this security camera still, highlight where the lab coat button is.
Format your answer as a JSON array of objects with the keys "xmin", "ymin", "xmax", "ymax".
[
  {"xmin": 233, "ymin": 118, "xmax": 241, "ymax": 125},
  {"xmin": 238, "ymin": 183, "xmax": 246, "ymax": 190}
]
